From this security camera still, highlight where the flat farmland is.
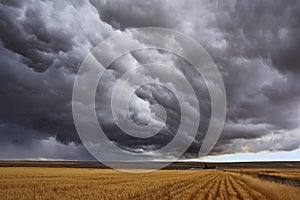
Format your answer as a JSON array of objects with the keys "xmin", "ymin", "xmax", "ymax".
[{"xmin": 1, "ymin": 167, "xmax": 300, "ymax": 200}]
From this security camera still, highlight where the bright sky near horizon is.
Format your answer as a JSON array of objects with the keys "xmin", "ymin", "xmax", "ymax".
[{"xmin": 199, "ymin": 149, "xmax": 300, "ymax": 162}]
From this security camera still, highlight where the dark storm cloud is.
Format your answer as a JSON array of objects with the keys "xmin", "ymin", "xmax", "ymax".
[
  {"xmin": 89, "ymin": 0, "xmax": 300, "ymax": 154},
  {"xmin": 216, "ymin": 0, "xmax": 300, "ymax": 73},
  {"xmin": 208, "ymin": 0, "xmax": 300, "ymax": 153},
  {"xmin": 0, "ymin": 0, "xmax": 115, "ymax": 72},
  {"xmin": 0, "ymin": 123, "xmax": 93, "ymax": 160},
  {"xmin": 89, "ymin": 0, "xmax": 180, "ymax": 30},
  {"xmin": 0, "ymin": 0, "xmax": 300, "ymax": 160},
  {"xmin": 0, "ymin": 0, "xmax": 24, "ymax": 7},
  {"xmin": 0, "ymin": 0, "xmax": 115, "ymax": 159},
  {"xmin": 0, "ymin": 42, "xmax": 79, "ymax": 146},
  {"xmin": 0, "ymin": 3, "xmax": 71, "ymax": 72}
]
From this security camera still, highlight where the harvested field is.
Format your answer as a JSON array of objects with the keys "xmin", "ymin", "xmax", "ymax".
[{"xmin": 1, "ymin": 167, "xmax": 299, "ymax": 200}]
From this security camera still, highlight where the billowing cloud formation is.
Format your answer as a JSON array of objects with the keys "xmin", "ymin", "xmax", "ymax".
[{"xmin": 0, "ymin": 0, "xmax": 300, "ymax": 160}]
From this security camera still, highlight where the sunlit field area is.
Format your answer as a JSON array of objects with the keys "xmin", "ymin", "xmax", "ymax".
[{"xmin": 1, "ymin": 167, "xmax": 300, "ymax": 200}]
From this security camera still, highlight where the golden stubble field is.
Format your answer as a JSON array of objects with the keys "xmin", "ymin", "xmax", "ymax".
[{"xmin": 0, "ymin": 167, "xmax": 299, "ymax": 200}]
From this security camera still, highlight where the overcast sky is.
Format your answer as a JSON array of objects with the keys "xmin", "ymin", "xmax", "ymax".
[{"xmin": 0, "ymin": 0, "xmax": 300, "ymax": 161}]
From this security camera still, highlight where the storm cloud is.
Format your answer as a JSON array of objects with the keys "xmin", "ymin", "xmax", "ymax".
[{"xmin": 0, "ymin": 0, "xmax": 300, "ymax": 160}]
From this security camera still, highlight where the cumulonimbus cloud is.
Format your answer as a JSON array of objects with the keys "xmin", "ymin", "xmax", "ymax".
[{"xmin": 0, "ymin": 0, "xmax": 300, "ymax": 159}]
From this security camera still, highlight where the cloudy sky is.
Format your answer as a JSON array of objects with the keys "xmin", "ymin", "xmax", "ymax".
[{"xmin": 0, "ymin": 0, "xmax": 300, "ymax": 161}]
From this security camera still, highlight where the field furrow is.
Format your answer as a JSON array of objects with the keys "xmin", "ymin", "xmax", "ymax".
[
  {"xmin": 215, "ymin": 173, "xmax": 228, "ymax": 200},
  {"xmin": 1, "ymin": 167, "xmax": 300, "ymax": 200},
  {"xmin": 174, "ymin": 173, "xmax": 218, "ymax": 199},
  {"xmin": 232, "ymin": 174, "xmax": 267, "ymax": 200},
  {"xmin": 229, "ymin": 174, "xmax": 254, "ymax": 200},
  {"xmin": 224, "ymin": 173, "xmax": 238, "ymax": 200}
]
